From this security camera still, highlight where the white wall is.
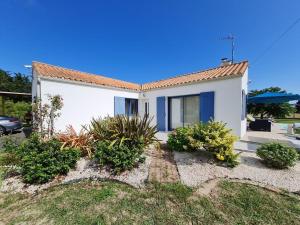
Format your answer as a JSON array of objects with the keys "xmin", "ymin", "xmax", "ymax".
[
  {"xmin": 240, "ymin": 68, "xmax": 249, "ymax": 137},
  {"xmin": 39, "ymin": 78, "xmax": 139, "ymax": 132},
  {"xmin": 140, "ymin": 75, "xmax": 247, "ymax": 137},
  {"xmin": 37, "ymin": 72, "xmax": 248, "ymax": 137}
]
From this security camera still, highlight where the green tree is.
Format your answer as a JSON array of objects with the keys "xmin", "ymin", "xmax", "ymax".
[
  {"xmin": 0, "ymin": 69, "xmax": 31, "ymax": 93},
  {"xmin": 247, "ymin": 87, "xmax": 295, "ymax": 119}
]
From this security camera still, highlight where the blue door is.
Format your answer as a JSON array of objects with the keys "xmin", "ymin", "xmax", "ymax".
[
  {"xmin": 156, "ymin": 96, "xmax": 166, "ymax": 131},
  {"xmin": 200, "ymin": 92, "xmax": 215, "ymax": 123}
]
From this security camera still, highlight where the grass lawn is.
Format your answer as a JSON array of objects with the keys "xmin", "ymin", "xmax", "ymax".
[
  {"xmin": 0, "ymin": 180, "xmax": 299, "ymax": 225},
  {"xmin": 296, "ymin": 128, "xmax": 300, "ymax": 134},
  {"xmin": 275, "ymin": 118, "xmax": 300, "ymax": 124}
]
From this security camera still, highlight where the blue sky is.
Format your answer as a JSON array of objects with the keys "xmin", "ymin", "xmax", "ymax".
[{"xmin": 0, "ymin": 0, "xmax": 299, "ymax": 93}]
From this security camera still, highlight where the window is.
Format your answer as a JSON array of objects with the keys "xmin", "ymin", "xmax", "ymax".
[
  {"xmin": 125, "ymin": 98, "xmax": 138, "ymax": 116},
  {"xmin": 169, "ymin": 95, "xmax": 200, "ymax": 130}
]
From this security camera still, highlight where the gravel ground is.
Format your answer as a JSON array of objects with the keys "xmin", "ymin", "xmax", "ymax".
[
  {"xmin": 174, "ymin": 150, "xmax": 300, "ymax": 193},
  {"xmin": 62, "ymin": 152, "xmax": 151, "ymax": 188},
  {"xmin": 1, "ymin": 150, "xmax": 152, "ymax": 194}
]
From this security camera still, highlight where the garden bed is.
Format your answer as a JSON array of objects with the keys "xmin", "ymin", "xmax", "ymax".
[
  {"xmin": 174, "ymin": 150, "xmax": 300, "ymax": 193},
  {"xmin": 0, "ymin": 148, "xmax": 153, "ymax": 194}
]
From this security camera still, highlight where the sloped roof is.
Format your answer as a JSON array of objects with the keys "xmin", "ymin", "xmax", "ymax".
[
  {"xmin": 141, "ymin": 61, "xmax": 248, "ymax": 90},
  {"xmin": 32, "ymin": 61, "xmax": 141, "ymax": 91},
  {"xmin": 32, "ymin": 61, "xmax": 248, "ymax": 91}
]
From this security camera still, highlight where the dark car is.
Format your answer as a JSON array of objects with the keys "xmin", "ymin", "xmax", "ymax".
[{"xmin": 0, "ymin": 116, "xmax": 23, "ymax": 136}]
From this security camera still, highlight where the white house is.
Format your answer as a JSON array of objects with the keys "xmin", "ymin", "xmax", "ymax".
[{"xmin": 32, "ymin": 60, "xmax": 248, "ymax": 137}]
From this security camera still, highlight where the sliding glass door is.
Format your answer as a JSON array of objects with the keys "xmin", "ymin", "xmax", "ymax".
[
  {"xmin": 169, "ymin": 95, "xmax": 200, "ymax": 130},
  {"xmin": 170, "ymin": 97, "xmax": 183, "ymax": 129}
]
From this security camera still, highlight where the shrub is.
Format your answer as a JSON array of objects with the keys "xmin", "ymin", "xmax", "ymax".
[
  {"xmin": 191, "ymin": 121, "xmax": 239, "ymax": 167},
  {"xmin": 167, "ymin": 121, "xmax": 239, "ymax": 167},
  {"xmin": 256, "ymin": 142, "xmax": 298, "ymax": 169},
  {"xmin": 167, "ymin": 127, "xmax": 194, "ymax": 151},
  {"xmin": 89, "ymin": 115, "xmax": 157, "ymax": 173},
  {"xmin": 18, "ymin": 133, "xmax": 80, "ymax": 184},
  {"xmin": 4, "ymin": 100, "xmax": 31, "ymax": 122},
  {"xmin": 89, "ymin": 115, "xmax": 158, "ymax": 148},
  {"xmin": 0, "ymin": 136, "xmax": 22, "ymax": 177},
  {"xmin": 94, "ymin": 141, "xmax": 145, "ymax": 174},
  {"xmin": 56, "ymin": 125, "xmax": 93, "ymax": 158}
]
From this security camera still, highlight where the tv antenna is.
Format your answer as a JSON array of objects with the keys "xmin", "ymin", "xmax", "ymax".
[{"xmin": 222, "ymin": 34, "xmax": 235, "ymax": 63}]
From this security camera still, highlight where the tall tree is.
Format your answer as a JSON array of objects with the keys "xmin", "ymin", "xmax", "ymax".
[
  {"xmin": 247, "ymin": 87, "xmax": 295, "ymax": 119},
  {"xmin": 0, "ymin": 69, "xmax": 31, "ymax": 93}
]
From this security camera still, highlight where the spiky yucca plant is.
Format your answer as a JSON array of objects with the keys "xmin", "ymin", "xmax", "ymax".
[{"xmin": 88, "ymin": 115, "xmax": 158, "ymax": 148}]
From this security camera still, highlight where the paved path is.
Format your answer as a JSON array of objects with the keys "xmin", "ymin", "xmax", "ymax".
[{"xmin": 148, "ymin": 146, "xmax": 180, "ymax": 183}]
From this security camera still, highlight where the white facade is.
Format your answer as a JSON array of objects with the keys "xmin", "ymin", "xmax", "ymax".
[
  {"xmin": 33, "ymin": 68, "xmax": 248, "ymax": 137},
  {"xmin": 140, "ymin": 70, "xmax": 248, "ymax": 137},
  {"xmin": 36, "ymin": 77, "xmax": 139, "ymax": 132}
]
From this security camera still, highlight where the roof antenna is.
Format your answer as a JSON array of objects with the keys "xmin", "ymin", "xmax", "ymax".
[{"xmin": 222, "ymin": 34, "xmax": 235, "ymax": 63}]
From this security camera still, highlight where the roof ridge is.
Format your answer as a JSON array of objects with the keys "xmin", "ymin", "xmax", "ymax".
[
  {"xmin": 32, "ymin": 61, "xmax": 140, "ymax": 86},
  {"xmin": 142, "ymin": 60, "xmax": 248, "ymax": 86}
]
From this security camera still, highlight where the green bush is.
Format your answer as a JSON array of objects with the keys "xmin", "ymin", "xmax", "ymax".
[
  {"xmin": 167, "ymin": 121, "xmax": 239, "ymax": 167},
  {"xmin": 94, "ymin": 141, "xmax": 145, "ymax": 174},
  {"xmin": 167, "ymin": 127, "xmax": 194, "ymax": 151},
  {"xmin": 191, "ymin": 121, "xmax": 239, "ymax": 167},
  {"xmin": 19, "ymin": 134, "xmax": 80, "ymax": 184},
  {"xmin": 12, "ymin": 133, "xmax": 80, "ymax": 184},
  {"xmin": 0, "ymin": 136, "xmax": 22, "ymax": 177},
  {"xmin": 4, "ymin": 100, "xmax": 31, "ymax": 122},
  {"xmin": 256, "ymin": 142, "xmax": 298, "ymax": 169}
]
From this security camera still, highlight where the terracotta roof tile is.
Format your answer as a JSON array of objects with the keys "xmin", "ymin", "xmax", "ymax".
[
  {"xmin": 32, "ymin": 61, "xmax": 248, "ymax": 91},
  {"xmin": 32, "ymin": 61, "xmax": 141, "ymax": 91},
  {"xmin": 141, "ymin": 61, "xmax": 248, "ymax": 90}
]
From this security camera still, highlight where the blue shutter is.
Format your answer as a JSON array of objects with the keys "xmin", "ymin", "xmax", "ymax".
[
  {"xmin": 200, "ymin": 92, "xmax": 215, "ymax": 123},
  {"xmin": 114, "ymin": 96, "xmax": 125, "ymax": 116},
  {"xmin": 156, "ymin": 96, "xmax": 166, "ymax": 131}
]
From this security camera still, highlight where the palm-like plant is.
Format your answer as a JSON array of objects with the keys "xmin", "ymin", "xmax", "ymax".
[{"xmin": 88, "ymin": 115, "xmax": 158, "ymax": 148}]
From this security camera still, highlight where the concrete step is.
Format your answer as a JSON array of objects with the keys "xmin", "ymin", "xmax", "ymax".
[{"xmin": 234, "ymin": 140, "xmax": 261, "ymax": 152}]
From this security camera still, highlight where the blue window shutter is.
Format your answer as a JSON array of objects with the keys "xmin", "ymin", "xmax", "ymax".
[
  {"xmin": 156, "ymin": 96, "xmax": 166, "ymax": 131},
  {"xmin": 200, "ymin": 92, "xmax": 215, "ymax": 123},
  {"xmin": 114, "ymin": 96, "xmax": 125, "ymax": 116}
]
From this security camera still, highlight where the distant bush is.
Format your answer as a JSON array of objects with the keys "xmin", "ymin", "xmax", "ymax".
[
  {"xmin": 4, "ymin": 100, "xmax": 31, "ymax": 122},
  {"xmin": 257, "ymin": 142, "xmax": 298, "ymax": 169},
  {"xmin": 167, "ymin": 127, "xmax": 194, "ymax": 152},
  {"xmin": 94, "ymin": 141, "xmax": 145, "ymax": 174}
]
